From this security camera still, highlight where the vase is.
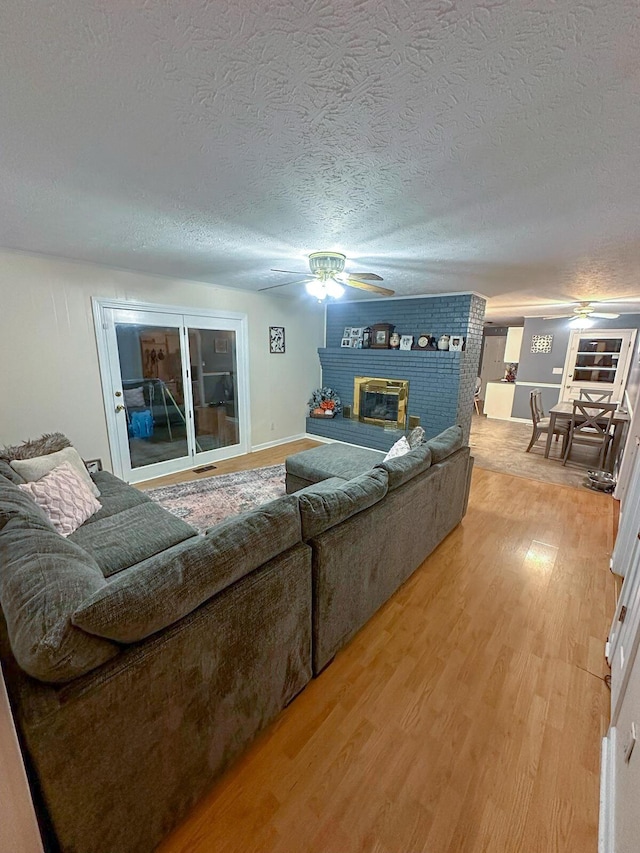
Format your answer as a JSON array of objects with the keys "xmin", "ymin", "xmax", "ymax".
[{"xmin": 437, "ymin": 335, "xmax": 450, "ymax": 351}]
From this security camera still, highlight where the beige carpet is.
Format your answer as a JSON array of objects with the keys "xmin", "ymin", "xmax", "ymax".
[{"xmin": 469, "ymin": 414, "xmax": 607, "ymax": 490}]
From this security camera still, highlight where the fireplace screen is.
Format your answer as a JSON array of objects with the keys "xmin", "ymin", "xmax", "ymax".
[{"xmin": 353, "ymin": 376, "xmax": 409, "ymax": 429}]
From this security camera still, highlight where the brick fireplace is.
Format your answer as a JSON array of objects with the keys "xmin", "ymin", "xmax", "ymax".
[{"xmin": 306, "ymin": 294, "xmax": 485, "ymax": 451}]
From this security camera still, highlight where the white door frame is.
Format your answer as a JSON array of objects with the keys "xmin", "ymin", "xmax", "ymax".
[
  {"xmin": 92, "ymin": 298, "xmax": 251, "ymax": 482},
  {"xmin": 560, "ymin": 329, "xmax": 636, "ymax": 403}
]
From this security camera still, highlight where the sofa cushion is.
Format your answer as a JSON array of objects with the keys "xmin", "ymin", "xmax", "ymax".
[
  {"xmin": 286, "ymin": 443, "xmax": 385, "ymax": 484},
  {"xmin": 0, "ymin": 460, "xmax": 25, "ymax": 484},
  {"xmin": 298, "ymin": 469, "xmax": 388, "ymax": 539},
  {"xmin": 383, "ymin": 435, "xmax": 411, "ymax": 461},
  {"xmin": 72, "ymin": 494, "xmax": 302, "ymax": 643},
  {"xmin": 426, "ymin": 425, "xmax": 464, "ymax": 463},
  {"xmin": 0, "ymin": 479, "xmax": 119, "ymax": 683},
  {"xmin": 18, "ymin": 462, "xmax": 101, "ymax": 536},
  {"xmin": 11, "ymin": 446, "xmax": 101, "ymax": 498},
  {"xmin": 69, "ymin": 502, "xmax": 198, "ymax": 577},
  {"xmin": 374, "ymin": 443, "xmax": 432, "ymax": 490},
  {"xmin": 84, "ymin": 470, "xmax": 151, "ymax": 523}
]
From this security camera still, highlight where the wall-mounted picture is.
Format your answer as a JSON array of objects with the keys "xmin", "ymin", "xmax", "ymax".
[
  {"xmin": 341, "ymin": 337, "xmax": 352, "ymax": 348},
  {"xmin": 531, "ymin": 334, "xmax": 553, "ymax": 354},
  {"xmin": 269, "ymin": 326, "xmax": 285, "ymax": 354},
  {"xmin": 399, "ymin": 335, "xmax": 413, "ymax": 351},
  {"xmin": 449, "ymin": 336, "xmax": 464, "ymax": 351}
]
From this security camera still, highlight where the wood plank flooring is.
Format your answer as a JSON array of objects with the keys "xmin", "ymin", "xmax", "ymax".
[
  {"xmin": 156, "ymin": 450, "xmax": 617, "ymax": 853},
  {"xmin": 138, "ymin": 439, "xmax": 321, "ymax": 490}
]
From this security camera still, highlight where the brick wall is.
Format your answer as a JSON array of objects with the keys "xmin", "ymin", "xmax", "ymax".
[{"xmin": 307, "ymin": 294, "xmax": 486, "ymax": 448}]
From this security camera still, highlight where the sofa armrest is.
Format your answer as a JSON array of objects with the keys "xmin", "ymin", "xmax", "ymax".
[{"xmin": 72, "ymin": 495, "xmax": 301, "ymax": 643}]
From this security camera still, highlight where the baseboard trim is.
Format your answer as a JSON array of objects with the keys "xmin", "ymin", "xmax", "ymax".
[
  {"xmin": 599, "ymin": 730, "xmax": 616, "ymax": 853},
  {"xmin": 250, "ymin": 433, "xmax": 307, "ymax": 453}
]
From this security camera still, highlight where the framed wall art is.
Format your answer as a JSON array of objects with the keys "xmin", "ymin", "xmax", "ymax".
[
  {"xmin": 269, "ymin": 326, "xmax": 285, "ymax": 354},
  {"xmin": 531, "ymin": 334, "xmax": 553, "ymax": 354}
]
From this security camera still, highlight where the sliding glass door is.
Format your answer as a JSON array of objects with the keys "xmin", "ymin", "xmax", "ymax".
[{"xmin": 95, "ymin": 301, "xmax": 249, "ymax": 482}]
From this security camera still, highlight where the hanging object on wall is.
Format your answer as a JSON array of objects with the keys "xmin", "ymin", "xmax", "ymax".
[
  {"xmin": 531, "ymin": 334, "xmax": 553, "ymax": 354},
  {"xmin": 269, "ymin": 326, "xmax": 285, "ymax": 353}
]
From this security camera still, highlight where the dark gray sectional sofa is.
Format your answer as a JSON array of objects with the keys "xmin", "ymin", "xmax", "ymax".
[
  {"xmin": 0, "ymin": 425, "xmax": 472, "ymax": 853},
  {"xmin": 286, "ymin": 426, "xmax": 473, "ymax": 673}
]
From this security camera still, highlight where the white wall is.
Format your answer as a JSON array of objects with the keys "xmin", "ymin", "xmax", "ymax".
[{"xmin": 0, "ymin": 250, "xmax": 324, "ymax": 468}]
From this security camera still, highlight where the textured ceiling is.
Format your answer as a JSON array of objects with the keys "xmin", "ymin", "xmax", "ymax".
[{"xmin": 1, "ymin": 1, "xmax": 640, "ymax": 321}]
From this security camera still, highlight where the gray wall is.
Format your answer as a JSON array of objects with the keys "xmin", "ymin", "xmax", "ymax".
[{"xmin": 512, "ymin": 315, "xmax": 640, "ymax": 419}]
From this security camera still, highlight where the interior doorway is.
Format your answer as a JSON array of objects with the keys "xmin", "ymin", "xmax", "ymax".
[{"xmin": 93, "ymin": 300, "xmax": 250, "ymax": 483}]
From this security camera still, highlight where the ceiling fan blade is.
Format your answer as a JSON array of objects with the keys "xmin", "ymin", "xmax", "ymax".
[
  {"xmin": 345, "ymin": 278, "xmax": 395, "ymax": 297},
  {"xmin": 542, "ymin": 313, "xmax": 572, "ymax": 320},
  {"xmin": 270, "ymin": 268, "xmax": 307, "ymax": 275},
  {"xmin": 258, "ymin": 278, "xmax": 311, "ymax": 291},
  {"xmin": 349, "ymin": 272, "xmax": 384, "ymax": 281},
  {"xmin": 590, "ymin": 312, "xmax": 620, "ymax": 319}
]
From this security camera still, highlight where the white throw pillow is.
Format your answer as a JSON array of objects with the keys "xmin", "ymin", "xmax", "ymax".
[
  {"xmin": 383, "ymin": 436, "xmax": 411, "ymax": 461},
  {"xmin": 11, "ymin": 446, "xmax": 100, "ymax": 497},
  {"xmin": 123, "ymin": 387, "xmax": 146, "ymax": 408},
  {"xmin": 18, "ymin": 462, "xmax": 101, "ymax": 536}
]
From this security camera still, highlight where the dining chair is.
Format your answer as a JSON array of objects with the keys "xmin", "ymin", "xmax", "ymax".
[
  {"xmin": 578, "ymin": 389, "xmax": 614, "ymax": 403},
  {"xmin": 474, "ymin": 377, "xmax": 482, "ymax": 415},
  {"xmin": 526, "ymin": 389, "xmax": 568, "ymax": 454},
  {"xmin": 562, "ymin": 401, "xmax": 617, "ymax": 468}
]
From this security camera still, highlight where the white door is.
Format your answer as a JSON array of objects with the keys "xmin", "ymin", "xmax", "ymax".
[
  {"xmin": 608, "ymin": 447, "xmax": 640, "ymax": 698},
  {"xmin": 561, "ymin": 329, "xmax": 636, "ymax": 403},
  {"xmin": 94, "ymin": 300, "xmax": 250, "ymax": 482},
  {"xmin": 183, "ymin": 314, "xmax": 250, "ymax": 468}
]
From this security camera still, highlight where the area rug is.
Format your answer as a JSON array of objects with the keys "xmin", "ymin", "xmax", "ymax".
[{"xmin": 146, "ymin": 464, "xmax": 286, "ymax": 531}]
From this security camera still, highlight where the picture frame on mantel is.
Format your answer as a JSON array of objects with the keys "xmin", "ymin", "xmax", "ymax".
[{"xmin": 370, "ymin": 323, "xmax": 394, "ymax": 349}]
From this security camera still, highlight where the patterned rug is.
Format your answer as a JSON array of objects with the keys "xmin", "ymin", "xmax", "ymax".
[{"xmin": 146, "ymin": 464, "xmax": 286, "ymax": 531}]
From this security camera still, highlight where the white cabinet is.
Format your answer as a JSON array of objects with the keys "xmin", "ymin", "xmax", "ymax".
[
  {"xmin": 484, "ymin": 381, "xmax": 516, "ymax": 419},
  {"xmin": 504, "ymin": 326, "xmax": 524, "ymax": 363}
]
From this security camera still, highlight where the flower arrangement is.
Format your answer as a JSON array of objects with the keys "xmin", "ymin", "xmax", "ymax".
[{"xmin": 308, "ymin": 386, "xmax": 342, "ymax": 416}]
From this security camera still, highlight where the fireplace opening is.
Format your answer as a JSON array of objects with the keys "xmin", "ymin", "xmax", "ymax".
[{"xmin": 353, "ymin": 376, "xmax": 409, "ymax": 429}]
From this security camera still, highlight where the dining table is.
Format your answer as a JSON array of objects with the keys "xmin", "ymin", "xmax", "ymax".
[{"xmin": 544, "ymin": 400, "xmax": 630, "ymax": 469}]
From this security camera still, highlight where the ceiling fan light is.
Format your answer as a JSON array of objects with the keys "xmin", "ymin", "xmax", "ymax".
[
  {"xmin": 569, "ymin": 315, "xmax": 595, "ymax": 329},
  {"xmin": 305, "ymin": 280, "xmax": 327, "ymax": 300},
  {"xmin": 308, "ymin": 251, "xmax": 346, "ymax": 276},
  {"xmin": 326, "ymin": 279, "xmax": 345, "ymax": 299}
]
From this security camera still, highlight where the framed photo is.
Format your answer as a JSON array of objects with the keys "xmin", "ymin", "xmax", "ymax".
[
  {"xmin": 343, "ymin": 327, "xmax": 352, "ymax": 338},
  {"xmin": 269, "ymin": 326, "xmax": 285, "ymax": 354},
  {"xmin": 399, "ymin": 335, "xmax": 413, "ymax": 351},
  {"xmin": 350, "ymin": 327, "xmax": 363, "ymax": 339},
  {"xmin": 449, "ymin": 336, "xmax": 464, "ymax": 351},
  {"xmin": 214, "ymin": 338, "xmax": 228, "ymax": 354},
  {"xmin": 84, "ymin": 458, "xmax": 103, "ymax": 475},
  {"xmin": 341, "ymin": 337, "xmax": 352, "ymax": 348},
  {"xmin": 371, "ymin": 323, "xmax": 394, "ymax": 348}
]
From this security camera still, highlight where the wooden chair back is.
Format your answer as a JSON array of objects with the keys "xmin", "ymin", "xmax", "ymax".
[
  {"xmin": 569, "ymin": 401, "xmax": 617, "ymax": 438},
  {"xmin": 578, "ymin": 389, "xmax": 614, "ymax": 403},
  {"xmin": 529, "ymin": 389, "xmax": 544, "ymax": 425}
]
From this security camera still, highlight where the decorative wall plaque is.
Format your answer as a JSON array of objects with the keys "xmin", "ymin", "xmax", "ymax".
[{"xmin": 530, "ymin": 334, "xmax": 553, "ymax": 354}]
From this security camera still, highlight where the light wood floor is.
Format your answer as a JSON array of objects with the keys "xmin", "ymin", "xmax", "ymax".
[
  {"xmin": 138, "ymin": 439, "xmax": 321, "ymax": 490},
  {"xmin": 157, "ymin": 447, "xmax": 618, "ymax": 853}
]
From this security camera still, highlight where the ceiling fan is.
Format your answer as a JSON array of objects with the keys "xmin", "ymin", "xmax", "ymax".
[
  {"xmin": 542, "ymin": 301, "xmax": 620, "ymax": 324},
  {"xmin": 260, "ymin": 251, "xmax": 394, "ymax": 300}
]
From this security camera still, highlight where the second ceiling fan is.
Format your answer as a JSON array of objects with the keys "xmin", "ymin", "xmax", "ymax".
[
  {"xmin": 543, "ymin": 301, "xmax": 620, "ymax": 322},
  {"xmin": 261, "ymin": 251, "xmax": 394, "ymax": 300}
]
